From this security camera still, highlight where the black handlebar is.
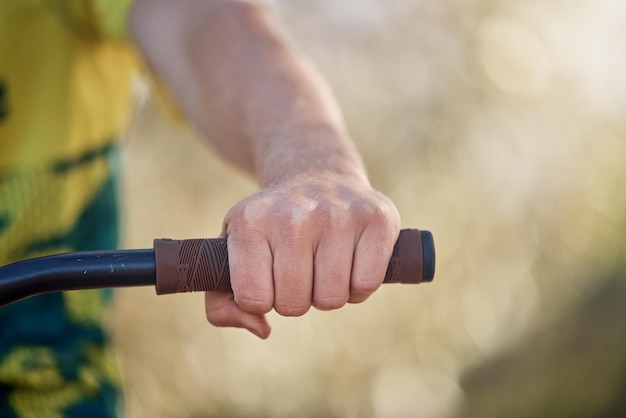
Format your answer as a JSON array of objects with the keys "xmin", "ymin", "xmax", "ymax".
[{"xmin": 0, "ymin": 229, "xmax": 435, "ymax": 308}]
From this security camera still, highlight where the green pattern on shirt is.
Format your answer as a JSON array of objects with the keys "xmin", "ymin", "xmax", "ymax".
[{"xmin": 0, "ymin": 144, "xmax": 122, "ymax": 418}]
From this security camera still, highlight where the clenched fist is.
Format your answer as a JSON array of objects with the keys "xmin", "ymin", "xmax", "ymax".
[{"xmin": 205, "ymin": 173, "xmax": 400, "ymax": 338}]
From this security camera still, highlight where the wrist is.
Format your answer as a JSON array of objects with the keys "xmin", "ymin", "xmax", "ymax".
[{"xmin": 255, "ymin": 127, "xmax": 370, "ymax": 188}]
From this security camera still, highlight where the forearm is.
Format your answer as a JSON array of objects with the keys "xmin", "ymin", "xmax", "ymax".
[
  {"xmin": 131, "ymin": 0, "xmax": 367, "ymax": 186},
  {"xmin": 131, "ymin": 0, "xmax": 400, "ymax": 338}
]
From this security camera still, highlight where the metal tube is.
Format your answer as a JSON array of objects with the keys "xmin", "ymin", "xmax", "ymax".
[{"xmin": 0, "ymin": 250, "xmax": 156, "ymax": 307}]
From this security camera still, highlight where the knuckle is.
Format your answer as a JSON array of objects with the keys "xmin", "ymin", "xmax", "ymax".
[
  {"xmin": 368, "ymin": 203, "xmax": 393, "ymax": 224},
  {"xmin": 224, "ymin": 202, "xmax": 270, "ymax": 237},
  {"xmin": 234, "ymin": 293, "xmax": 273, "ymax": 314},
  {"xmin": 360, "ymin": 197, "xmax": 400, "ymax": 229},
  {"xmin": 313, "ymin": 294, "xmax": 348, "ymax": 311},
  {"xmin": 240, "ymin": 198, "xmax": 273, "ymax": 226},
  {"xmin": 279, "ymin": 220, "xmax": 307, "ymax": 243},
  {"xmin": 274, "ymin": 301, "xmax": 310, "ymax": 317},
  {"xmin": 323, "ymin": 205, "xmax": 351, "ymax": 230},
  {"xmin": 279, "ymin": 206, "xmax": 316, "ymax": 238},
  {"xmin": 348, "ymin": 293, "xmax": 369, "ymax": 304},
  {"xmin": 351, "ymin": 277, "xmax": 382, "ymax": 296}
]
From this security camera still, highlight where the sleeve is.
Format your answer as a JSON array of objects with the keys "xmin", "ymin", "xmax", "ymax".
[
  {"xmin": 44, "ymin": 0, "xmax": 137, "ymax": 40},
  {"xmin": 88, "ymin": 0, "xmax": 137, "ymax": 39},
  {"xmin": 45, "ymin": 0, "xmax": 186, "ymax": 122}
]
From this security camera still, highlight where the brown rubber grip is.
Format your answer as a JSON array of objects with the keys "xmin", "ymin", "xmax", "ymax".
[
  {"xmin": 383, "ymin": 229, "xmax": 423, "ymax": 284},
  {"xmin": 154, "ymin": 228, "xmax": 434, "ymax": 295}
]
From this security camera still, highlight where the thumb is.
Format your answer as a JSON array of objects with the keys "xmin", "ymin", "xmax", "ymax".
[{"xmin": 205, "ymin": 291, "xmax": 272, "ymax": 339}]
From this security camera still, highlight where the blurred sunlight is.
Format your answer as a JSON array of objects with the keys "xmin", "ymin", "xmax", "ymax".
[{"xmin": 113, "ymin": 0, "xmax": 626, "ymax": 417}]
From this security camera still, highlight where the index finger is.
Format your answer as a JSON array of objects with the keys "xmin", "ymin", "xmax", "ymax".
[
  {"xmin": 227, "ymin": 232, "xmax": 275, "ymax": 315},
  {"xmin": 349, "ymin": 225, "xmax": 399, "ymax": 304}
]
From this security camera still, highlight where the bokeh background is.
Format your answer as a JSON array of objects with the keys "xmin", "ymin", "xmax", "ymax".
[{"xmin": 112, "ymin": 0, "xmax": 626, "ymax": 417}]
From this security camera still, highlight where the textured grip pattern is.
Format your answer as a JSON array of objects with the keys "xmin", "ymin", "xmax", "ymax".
[
  {"xmin": 178, "ymin": 239, "xmax": 231, "ymax": 292},
  {"xmin": 154, "ymin": 238, "xmax": 232, "ymax": 294},
  {"xmin": 155, "ymin": 229, "xmax": 433, "ymax": 295},
  {"xmin": 383, "ymin": 243, "xmax": 402, "ymax": 283}
]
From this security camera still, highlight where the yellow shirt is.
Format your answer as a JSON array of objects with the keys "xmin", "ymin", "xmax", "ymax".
[
  {"xmin": 0, "ymin": 0, "xmax": 137, "ymax": 167},
  {"xmin": 0, "ymin": 0, "xmax": 138, "ymax": 264}
]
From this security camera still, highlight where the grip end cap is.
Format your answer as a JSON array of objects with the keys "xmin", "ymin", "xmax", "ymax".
[{"xmin": 420, "ymin": 230, "xmax": 436, "ymax": 282}]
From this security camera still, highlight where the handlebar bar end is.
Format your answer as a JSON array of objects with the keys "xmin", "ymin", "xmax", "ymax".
[{"xmin": 420, "ymin": 230, "xmax": 435, "ymax": 282}]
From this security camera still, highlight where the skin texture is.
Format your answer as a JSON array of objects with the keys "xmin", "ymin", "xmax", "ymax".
[{"xmin": 129, "ymin": 0, "xmax": 400, "ymax": 339}]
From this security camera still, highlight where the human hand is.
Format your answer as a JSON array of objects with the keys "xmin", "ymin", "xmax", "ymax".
[{"xmin": 204, "ymin": 173, "xmax": 401, "ymax": 339}]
